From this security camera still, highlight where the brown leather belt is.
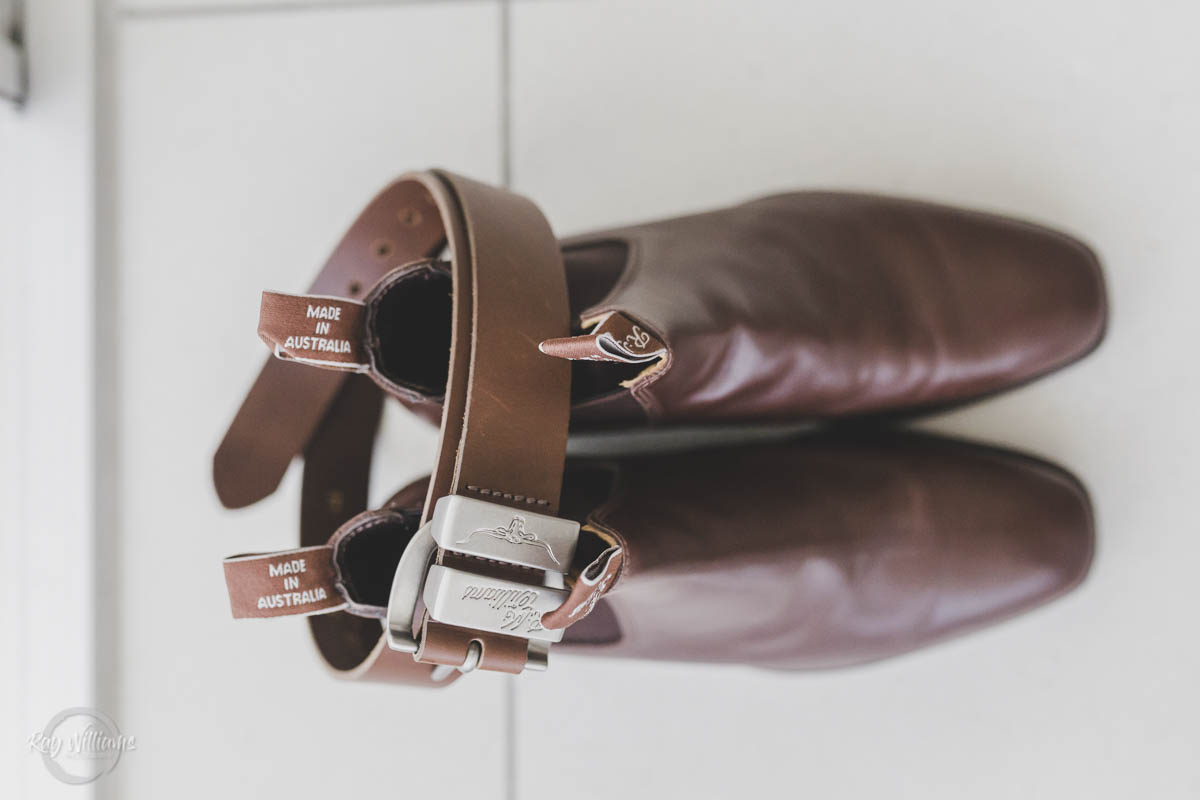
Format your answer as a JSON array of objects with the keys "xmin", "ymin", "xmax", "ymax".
[{"xmin": 216, "ymin": 170, "xmax": 581, "ymax": 684}]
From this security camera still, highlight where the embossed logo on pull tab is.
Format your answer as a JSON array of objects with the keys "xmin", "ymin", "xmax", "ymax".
[
  {"xmin": 455, "ymin": 516, "xmax": 560, "ymax": 565},
  {"xmin": 622, "ymin": 325, "xmax": 652, "ymax": 351}
]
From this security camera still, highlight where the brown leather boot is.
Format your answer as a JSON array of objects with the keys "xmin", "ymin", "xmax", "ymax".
[
  {"xmin": 553, "ymin": 432, "xmax": 1093, "ymax": 668},
  {"xmin": 225, "ymin": 432, "xmax": 1092, "ymax": 676},
  {"xmin": 254, "ymin": 183, "xmax": 1107, "ymax": 429}
]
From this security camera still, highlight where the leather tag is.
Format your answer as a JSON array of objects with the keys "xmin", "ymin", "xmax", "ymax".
[
  {"xmin": 258, "ymin": 291, "xmax": 368, "ymax": 371},
  {"xmin": 541, "ymin": 546, "xmax": 623, "ymax": 630},
  {"xmin": 539, "ymin": 312, "xmax": 666, "ymax": 364},
  {"xmin": 223, "ymin": 545, "xmax": 346, "ymax": 619}
]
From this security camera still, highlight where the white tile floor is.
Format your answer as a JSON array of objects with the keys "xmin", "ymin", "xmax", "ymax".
[{"xmin": 106, "ymin": 1, "xmax": 1199, "ymax": 798}]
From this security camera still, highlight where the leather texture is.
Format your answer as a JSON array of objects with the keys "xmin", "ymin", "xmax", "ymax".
[
  {"xmin": 217, "ymin": 180, "xmax": 1108, "ymax": 516},
  {"xmin": 412, "ymin": 169, "xmax": 571, "ymax": 673},
  {"xmin": 215, "ymin": 179, "xmax": 446, "ymax": 510},
  {"xmin": 566, "ymin": 192, "xmax": 1107, "ymax": 424},
  {"xmin": 307, "ymin": 189, "xmax": 1106, "ymax": 427},
  {"xmin": 257, "ymin": 292, "xmax": 369, "ymax": 371},
  {"xmin": 559, "ymin": 432, "xmax": 1093, "ymax": 667},
  {"xmin": 326, "ymin": 432, "xmax": 1093, "ymax": 669},
  {"xmin": 223, "ymin": 545, "xmax": 346, "ymax": 619},
  {"xmin": 214, "ymin": 170, "xmax": 1105, "ymax": 683},
  {"xmin": 217, "ymin": 169, "xmax": 571, "ymax": 683}
]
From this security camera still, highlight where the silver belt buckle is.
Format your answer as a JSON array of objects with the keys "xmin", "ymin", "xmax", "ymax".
[{"xmin": 386, "ymin": 495, "xmax": 580, "ymax": 675}]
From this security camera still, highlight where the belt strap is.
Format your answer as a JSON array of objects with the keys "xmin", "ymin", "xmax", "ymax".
[
  {"xmin": 410, "ymin": 170, "xmax": 570, "ymax": 673},
  {"xmin": 214, "ymin": 178, "xmax": 446, "ymax": 509},
  {"xmin": 420, "ymin": 171, "xmax": 569, "ymax": 519},
  {"xmin": 216, "ymin": 170, "xmax": 571, "ymax": 682}
]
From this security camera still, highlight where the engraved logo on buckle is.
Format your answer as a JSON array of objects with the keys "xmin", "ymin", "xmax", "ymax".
[
  {"xmin": 455, "ymin": 516, "xmax": 561, "ymax": 566},
  {"xmin": 421, "ymin": 564, "xmax": 567, "ymax": 644},
  {"xmin": 459, "ymin": 584, "xmax": 547, "ymax": 635}
]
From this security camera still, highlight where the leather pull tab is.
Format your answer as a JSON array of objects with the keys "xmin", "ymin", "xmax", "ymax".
[
  {"xmin": 258, "ymin": 291, "xmax": 369, "ymax": 372},
  {"xmin": 539, "ymin": 312, "xmax": 666, "ymax": 364},
  {"xmin": 541, "ymin": 546, "xmax": 623, "ymax": 630},
  {"xmin": 223, "ymin": 545, "xmax": 346, "ymax": 619}
]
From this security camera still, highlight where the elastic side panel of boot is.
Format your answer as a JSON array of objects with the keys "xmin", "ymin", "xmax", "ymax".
[
  {"xmin": 563, "ymin": 241, "xmax": 651, "ymax": 403},
  {"xmin": 563, "ymin": 240, "xmax": 629, "ymax": 316}
]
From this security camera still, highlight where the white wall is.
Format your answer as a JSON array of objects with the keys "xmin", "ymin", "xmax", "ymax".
[
  {"xmin": 6, "ymin": 0, "xmax": 1199, "ymax": 797},
  {"xmin": 2, "ymin": 1, "xmax": 98, "ymax": 798}
]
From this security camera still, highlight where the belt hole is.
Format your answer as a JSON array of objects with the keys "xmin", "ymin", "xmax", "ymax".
[{"xmin": 372, "ymin": 239, "xmax": 394, "ymax": 259}]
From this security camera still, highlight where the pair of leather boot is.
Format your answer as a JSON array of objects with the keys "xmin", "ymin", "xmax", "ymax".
[{"xmin": 217, "ymin": 171, "xmax": 1105, "ymax": 684}]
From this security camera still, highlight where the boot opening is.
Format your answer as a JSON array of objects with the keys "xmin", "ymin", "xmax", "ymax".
[
  {"xmin": 369, "ymin": 244, "xmax": 649, "ymax": 405},
  {"xmin": 312, "ymin": 509, "xmax": 423, "ymax": 672},
  {"xmin": 371, "ymin": 266, "xmax": 453, "ymax": 396},
  {"xmin": 335, "ymin": 510, "xmax": 423, "ymax": 611}
]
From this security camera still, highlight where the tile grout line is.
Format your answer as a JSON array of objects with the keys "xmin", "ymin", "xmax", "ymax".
[
  {"xmin": 116, "ymin": 0, "xmax": 489, "ymax": 21},
  {"xmin": 499, "ymin": 0, "xmax": 512, "ymax": 189},
  {"xmin": 93, "ymin": 0, "xmax": 121, "ymax": 796},
  {"xmin": 499, "ymin": 5, "xmax": 517, "ymax": 799},
  {"xmin": 504, "ymin": 677, "xmax": 518, "ymax": 800}
]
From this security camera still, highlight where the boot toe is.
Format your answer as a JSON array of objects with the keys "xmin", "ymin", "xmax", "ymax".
[
  {"xmin": 1004, "ymin": 227, "xmax": 1106, "ymax": 378},
  {"xmin": 928, "ymin": 449, "xmax": 1095, "ymax": 636},
  {"xmin": 946, "ymin": 216, "xmax": 1109, "ymax": 392}
]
